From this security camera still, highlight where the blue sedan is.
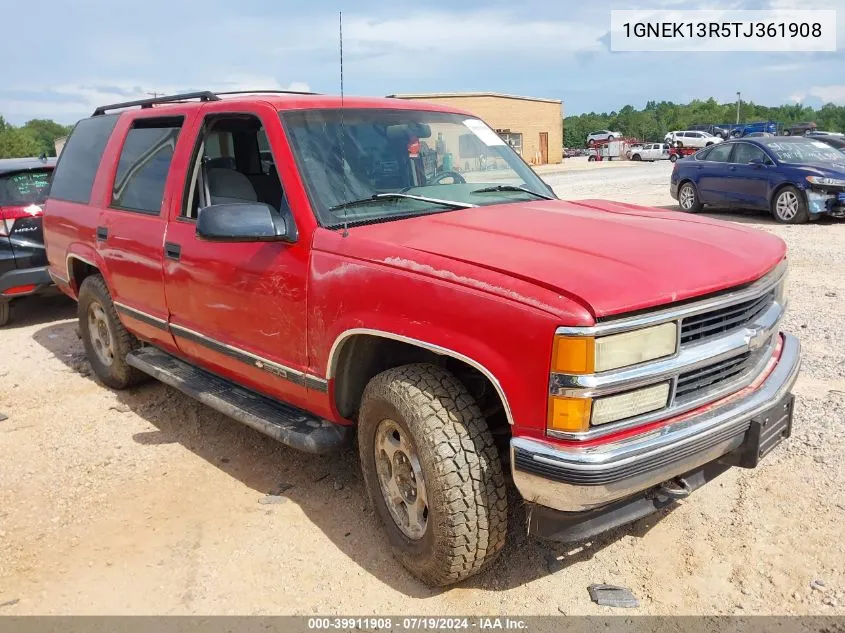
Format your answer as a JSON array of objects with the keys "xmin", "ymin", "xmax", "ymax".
[{"xmin": 669, "ymin": 136, "xmax": 845, "ymax": 224}]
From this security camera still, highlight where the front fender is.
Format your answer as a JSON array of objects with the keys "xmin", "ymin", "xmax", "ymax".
[{"xmin": 308, "ymin": 250, "xmax": 568, "ymax": 436}]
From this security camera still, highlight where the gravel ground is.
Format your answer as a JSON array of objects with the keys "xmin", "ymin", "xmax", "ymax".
[{"xmin": 1, "ymin": 160, "xmax": 843, "ymax": 615}]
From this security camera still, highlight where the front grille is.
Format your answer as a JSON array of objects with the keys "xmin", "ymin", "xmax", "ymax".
[
  {"xmin": 675, "ymin": 351, "xmax": 755, "ymax": 401},
  {"xmin": 680, "ymin": 291, "xmax": 774, "ymax": 346}
]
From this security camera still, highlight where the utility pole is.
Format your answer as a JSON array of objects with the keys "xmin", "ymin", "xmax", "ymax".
[
  {"xmin": 146, "ymin": 91, "xmax": 162, "ymax": 99},
  {"xmin": 736, "ymin": 92, "xmax": 741, "ymax": 124}
]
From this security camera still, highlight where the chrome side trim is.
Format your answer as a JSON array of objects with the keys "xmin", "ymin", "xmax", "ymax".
[
  {"xmin": 326, "ymin": 328, "xmax": 515, "ymax": 426},
  {"xmin": 65, "ymin": 253, "xmax": 99, "ymax": 288},
  {"xmin": 48, "ymin": 270, "xmax": 69, "ymax": 284},
  {"xmin": 511, "ymin": 333, "xmax": 801, "ymax": 512},
  {"xmin": 169, "ymin": 323, "xmax": 308, "ymax": 382},
  {"xmin": 113, "ymin": 301, "xmax": 168, "ymax": 326},
  {"xmin": 555, "ymin": 260, "xmax": 787, "ymax": 337}
]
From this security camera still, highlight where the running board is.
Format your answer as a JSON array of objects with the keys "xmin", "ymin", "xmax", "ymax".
[{"xmin": 126, "ymin": 347, "xmax": 350, "ymax": 454}]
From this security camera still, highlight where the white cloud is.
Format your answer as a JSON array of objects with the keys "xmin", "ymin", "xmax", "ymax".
[
  {"xmin": 0, "ymin": 75, "xmax": 314, "ymax": 123},
  {"xmin": 807, "ymin": 85, "xmax": 845, "ymax": 104}
]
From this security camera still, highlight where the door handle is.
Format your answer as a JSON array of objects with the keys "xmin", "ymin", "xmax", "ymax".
[
  {"xmin": 96, "ymin": 226, "xmax": 108, "ymax": 241},
  {"xmin": 164, "ymin": 242, "xmax": 181, "ymax": 260}
]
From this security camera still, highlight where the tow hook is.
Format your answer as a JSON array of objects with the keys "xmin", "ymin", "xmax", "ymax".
[{"xmin": 658, "ymin": 477, "xmax": 693, "ymax": 500}]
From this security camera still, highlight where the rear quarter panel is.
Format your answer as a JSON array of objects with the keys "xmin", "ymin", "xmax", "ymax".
[{"xmin": 43, "ymin": 199, "xmax": 107, "ymax": 296}]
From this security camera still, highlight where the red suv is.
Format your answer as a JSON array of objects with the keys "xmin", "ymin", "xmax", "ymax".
[{"xmin": 44, "ymin": 91, "xmax": 801, "ymax": 586}]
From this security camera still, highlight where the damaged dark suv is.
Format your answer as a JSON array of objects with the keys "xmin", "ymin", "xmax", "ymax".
[{"xmin": 0, "ymin": 156, "xmax": 57, "ymax": 326}]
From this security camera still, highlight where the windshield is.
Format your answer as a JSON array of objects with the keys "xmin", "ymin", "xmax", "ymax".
[
  {"xmin": 280, "ymin": 109, "xmax": 555, "ymax": 227},
  {"xmin": 0, "ymin": 169, "xmax": 52, "ymax": 206},
  {"xmin": 766, "ymin": 140, "xmax": 844, "ymax": 164}
]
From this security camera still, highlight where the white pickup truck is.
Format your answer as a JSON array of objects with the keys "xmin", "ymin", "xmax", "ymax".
[{"xmin": 628, "ymin": 143, "xmax": 670, "ymax": 161}]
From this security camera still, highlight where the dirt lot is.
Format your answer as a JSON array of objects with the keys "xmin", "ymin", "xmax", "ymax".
[{"xmin": 1, "ymin": 161, "xmax": 844, "ymax": 615}]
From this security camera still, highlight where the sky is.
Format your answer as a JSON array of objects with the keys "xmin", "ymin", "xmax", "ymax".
[{"xmin": 1, "ymin": 0, "xmax": 843, "ymax": 125}]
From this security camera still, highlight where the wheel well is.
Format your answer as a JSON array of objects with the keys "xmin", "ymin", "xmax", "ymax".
[
  {"xmin": 770, "ymin": 182, "xmax": 802, "ymax": 207},
  {"xmin": 68, "ymin": 257, "xmax": 99, "ymax": 294},
  {"xmin": 332, "ymin": 334, "xmax": 511, "ymax": 440}
]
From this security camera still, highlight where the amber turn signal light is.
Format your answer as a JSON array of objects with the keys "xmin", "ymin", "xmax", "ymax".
[{"xmin": 547, "ymin": 396, "xmax": 592, "ymax": 433}]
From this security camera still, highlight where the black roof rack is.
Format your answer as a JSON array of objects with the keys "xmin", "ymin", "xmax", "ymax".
[
  {"xmin": 92, "ymin": 91, "xmax": 221, "ymax": 116},
  {"xmin": 214, "ymin": 89, "xmax": 319, "ymax": 97}
]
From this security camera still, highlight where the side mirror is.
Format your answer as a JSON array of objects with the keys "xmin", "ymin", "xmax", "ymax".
[{"xmin": 196, "ymin": 203, "xmax": 295, "ymax": 243}]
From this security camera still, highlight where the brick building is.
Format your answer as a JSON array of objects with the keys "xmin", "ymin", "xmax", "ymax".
[{"xmin": 387, "ymin": 92, "xmax": 563, "ymax": 165}]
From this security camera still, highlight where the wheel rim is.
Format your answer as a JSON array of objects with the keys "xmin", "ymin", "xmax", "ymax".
[
  {"xmin": 87, "ymin": 302, "xmax": 115, "ymax": 366},
  {"xmin": 374, "ymin": 419, "xmax": 429, "ymax": 540},
  {"xmin": 776, "ymin": 191, "xmax": 799, "ymax": 221},
  {"xmin": 679, "ymin": 184, "xmax": 696, "ymax": 209}
]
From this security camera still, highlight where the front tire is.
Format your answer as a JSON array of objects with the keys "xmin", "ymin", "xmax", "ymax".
[
  {"xmin": 358, "ymin": 363, "xmax": 508, "ymax": 586},
  {"xmin": 631, "ymin": 154, "xmax": 641, "ymax": 161},
  {"xmin": 772, "ymin": 186, "xmax": 809, "ymax": 224},
  {"xmin": 78, "ymin": 275, "xmax": 146, "ymax": 389},
  {"xmin": 678, "ymin": 181, "xmax": 703, "ymax": 213}
]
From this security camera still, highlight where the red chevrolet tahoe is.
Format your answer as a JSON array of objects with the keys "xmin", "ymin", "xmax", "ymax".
[{"xmin": 43, "ymin": 91, "xmax": 801, "ymax": 586}]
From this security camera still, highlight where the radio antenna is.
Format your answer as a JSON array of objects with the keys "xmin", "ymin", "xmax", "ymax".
[{"xmin": 339, "ymin": 10, "xmax": 349, "ymax": 238}]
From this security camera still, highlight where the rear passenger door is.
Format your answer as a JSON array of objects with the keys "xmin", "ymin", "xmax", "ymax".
[
  {"xmin": 161, "ymin": 102, "xmax": 311, "ymax": 410},
  {"xmin": 695, "ymin": 142, "xmax": 734, "ymax": 205},
  {"xmin": 97, "ymin": 111, "xmax": 197, "ymax": 349}
]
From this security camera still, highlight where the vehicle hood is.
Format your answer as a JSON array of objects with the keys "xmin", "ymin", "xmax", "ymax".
[
  {"xmin": 789, "ymin": 161, "xmax": 845, "ymax": 178},
  {"xmin": 335, "ymin": 199, "xmax": 786, "ymax": 319}
]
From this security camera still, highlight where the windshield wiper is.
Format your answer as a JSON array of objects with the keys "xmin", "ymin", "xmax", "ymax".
[
  {"xmin": 329, "ymin": 193, "xmax": 477, "ymax": 212},
  {"xmin": 470, "ymin": 184, "xmax": 555, "ymax": 200}
]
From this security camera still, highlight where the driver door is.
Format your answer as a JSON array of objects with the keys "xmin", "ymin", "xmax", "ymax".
[{"xmin": 162, "ymin": 102, "xmax": 312, "ymax": 409}]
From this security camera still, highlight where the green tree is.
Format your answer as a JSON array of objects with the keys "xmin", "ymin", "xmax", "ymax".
[
  {"xmin": 21, "ymin": 119, "xmax": 72, "ymax": 157},
  {"xmin": 563, "ymin": 99, "xmax": 845, "ymax": 148},
  {"xmin": 0, "ymin": 116, "xmax": 42, "ymax": 159}
]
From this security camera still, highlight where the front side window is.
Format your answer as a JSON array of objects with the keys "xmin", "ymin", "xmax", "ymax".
[
  {"xmin": 183, "ymin": 114, "xmax": 287, "ymax": 220},
  {"xmin": 111, "ymin": 117, "xmax": 182, "ymax": 213},
  {"xmin": 281, "ymin": 108, "xmax": 555, "ymax": 228},
  {"xmin": 732, "ymin": 143, "xmax": 770, "ymax": 165}
]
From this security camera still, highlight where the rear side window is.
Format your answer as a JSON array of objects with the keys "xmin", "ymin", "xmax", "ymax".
[
  {"xmin": 49, "ymin": 115, "xmax": 118, "ymax": 204},
  {"xmin": 702, "ymin": 143, "xmax": 733, "ymax": 162},
  {"xmin": 111, "ymin": 117, "xmax": 183, "ymax": 214}
]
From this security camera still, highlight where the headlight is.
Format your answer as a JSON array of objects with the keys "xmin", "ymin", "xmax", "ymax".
[
  {"xmin": 552, "ymin": 322, "xmax": 678, "ymax": 374},
  {"xmin": 591, "ymin": 382, "xmax": 671, "ymax": 426},
  {"xmin": 806, "ymin": 176, "xmax": 845, "ymax": 187},
  {"xmin": 546, "ymin": 381, "xmax": 672, "ymax": 433}
]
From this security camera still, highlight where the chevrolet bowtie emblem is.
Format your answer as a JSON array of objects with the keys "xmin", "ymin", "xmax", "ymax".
[{"xmin": 746, "ymin": 327, "xmax": 769, "ymax": 351}]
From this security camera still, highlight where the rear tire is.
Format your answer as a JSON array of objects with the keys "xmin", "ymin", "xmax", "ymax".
[
  {"xmin": 358, "ymin": 363, "xmax": 508, "ymax": 586},
  {"xmin": 772, "ymin": 186, "xmax": 809, "ymax": 224},
  {"xmin": 631, "ymin": 154, "xmax": 641, "ymax": 161},
  {"xmin": 669, "ymin": 154, "xmax": 678, "ymax": 163},
  {"xmin": 0, "ymin": 301, "xmax": 9, "ymax": 327},
  {"xmin": 678, "ymin": 181, "xmax": 703, "ymax": 213},
  {"xmin": 78, "ymin": 275, "xmax": 146, "ymax": 389}
]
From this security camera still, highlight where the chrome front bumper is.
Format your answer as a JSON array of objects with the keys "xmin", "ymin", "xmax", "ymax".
[{"xmin": 511, "ymin": 333, "xmax": 801, "ymax": 513}]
